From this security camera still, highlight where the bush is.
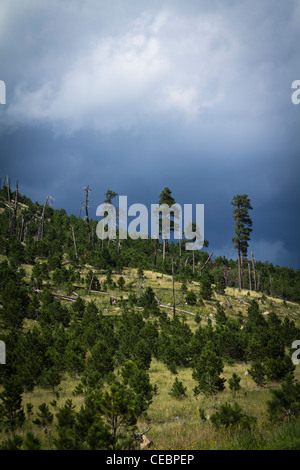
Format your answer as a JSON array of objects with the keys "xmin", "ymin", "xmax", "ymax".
[
  {"xmin": 169, "ymin": 378, "xmax": 187, "ymax": 399},
  {"xmin": 211, "ymin": 402, "xmax": 256, "ymax": 431},
  {"xmin": 186, "ymin": 290, "xmax": 197, "ymax": 306}
]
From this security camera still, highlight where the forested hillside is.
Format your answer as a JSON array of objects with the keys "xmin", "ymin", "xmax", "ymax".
[
  {"xmin": 1, "ymin": 184, "xmax": 300, "ymax": 302},
  {"xmin": 0, "ymin": 184, "xmax": 300, "ymax": 450}
]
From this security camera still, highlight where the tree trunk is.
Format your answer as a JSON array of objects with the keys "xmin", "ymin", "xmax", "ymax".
[
  {"xmin": 71, "ymin": 226, "xmax": 78, "ymax": 260},
  {"xmin": 251, "ymin": 251, "xmax": 257, "ymax": 291},
  {"xmin": 200, "ymin": 251, "xmax": 213, "ymax": 276},
  {"xmin": 237, "ymin": 250, "xmax": 242, "ymax": 289},
  {"xmin": 172, "ymin": 256, "xmax": 175, "ymax": 317},
  {"xmin": 179, "ymin": 240, "xmax": 182, "ymax": 268},
  {"xmin": 37, "ymin": 196, "xmax": 49, "ymax": 241},
  {"xmin": 88, "ymin": 273, "xmax": 94, "ymax": 295},
  {"xmin": 19, "ymin": 214, "xmax": 24, "ymax": 241},
  {"xmin": 248, "ymin": 262, "xmax": 252, "ymax": 291},
  {"xmin": 10, "ymin": 181, "xmax": 19, "ymax": 235},
  {"xmin": 192, "ymin": 250, "xmax": 195, "ymax": 274},
  {"xmin": 240, "ymin": 254, "xmax": 243, "ymax": 289},
  {"xmin": 269, "ymin": 273, "xmax": 273, "ymax": 297},
  {"xmin": 153, "ymin": 238, "xmax": 158, "ymax": 266}
]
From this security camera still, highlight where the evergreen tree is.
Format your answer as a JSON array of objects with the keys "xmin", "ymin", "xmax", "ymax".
[
  {"xmin": 228, "ymin": 372, "xmax": 241, "ymax": 396},
  {"xmin": 0, "ymin": 376, "xmax": 25, "ymax": 430},
  {"xmin": 192, "ymin": 341, "xmax": 226, "ymax": 397},
  {"xmin": 199, "ymin": 272, "xmax": 213, "ymax": 300},
  {"xmin": 86, "ymin": 339, "xmax": 114, "ymax": 379},
  {"xmin": 215, "ymin": 302, "xmax": 227, "ymax": 326},
  {"xmin": 215, "ymin": 270, "xmax": 226, "ymax": 294},
  {"xmin": 266, "ymin": 375, "xmax": 300, "ymax": 424},
  {"xmin": 156, "ymin": 187, "xmax": 176, "ymax": 263},
  {"xmin": 231, "ymin": 194, "xmax": 253, "ymax": 289},
  {"xmin": 185, "ymin": 290, "xmax": 197, "ymax": 306},
  {"xmin": 248, "ymin": 361, "xmax": 267, "ymax": 387},
  {"xmin": 0, "ymin": 279, "xmax": 30, "ymax": 330},
  {"xmin": 95, "ymin": 383, "xmax": 137, "ymax": 439},
  {"xmin": 117, "ymin": 276, "xmax": 125, "ymax": 290},
  {"xmin": 169, "ymin": 377, "xmax": 187, "ymax": 399},
  {"xmin": 211, "ymin": 402, "xmax": 256, "ymax": 431}
]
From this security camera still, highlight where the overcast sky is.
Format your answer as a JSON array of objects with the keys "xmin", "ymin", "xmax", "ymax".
[{"xmin": 1, "ymin": 0, "xmax": 300, "ymax": 268}]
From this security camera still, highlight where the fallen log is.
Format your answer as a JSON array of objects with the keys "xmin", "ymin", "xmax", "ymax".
[{"xmin": 159, "ymin": 304, "xmax": 196, "ymax": 316}]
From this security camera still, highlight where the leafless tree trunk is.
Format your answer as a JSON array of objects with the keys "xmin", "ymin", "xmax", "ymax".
[
  {"xmin": 240, "ymin": 254, "xmax": 244, "ymax": 289},
  {"xmin": 172, "ymin": 256, "xmax": 175, "ymax": 317},
  {"xmin": 71, "ymin": 226, "xmax": 78, "ymax": 260},
  {"xmin": 179, "ymin": 240, "xmax": 182, "ymax": 268},
  {"xmin": 251, "ymin": 251, "xmax": 257, "ymax": 291},
  {"xmin": 199, "ymin": 251, "xmax": 213, "ymax": 276},
  {"xmin": 248, "ymin": 262, "xmax": 252, "ymax": 291},
  {"xmin": 192, "ymin": 249, "xmax": 195, "ymax": 274},
  {"xmin": 37, "ymin": 195, "xmax": 49, "ymax": 241},
  {"xmin": 153, "ymin": 238, "xmax": 158, "ymax": 266},
  {"xmin": 19, "ymin": 214, "xmax": 24, "ymax": 241},
  {"xmin": 270, "ymin": 274, "xmax": 273, "ymax": 297},
  {"xmin": 80, "ymin": 185, "xmax": 92, "ymax": 241},
  {"xmin": 10, "ymin": 181, "xmax": 19, "ymax": 234},
  {"xmin": 7, "ymin": 176, "xmax": 11, "ymax": 203},
  {"xmin": 88, "ymin": 272, "xmax": 94, "ymax": 295}
]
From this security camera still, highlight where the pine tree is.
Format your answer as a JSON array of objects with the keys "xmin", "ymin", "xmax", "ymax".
[
  {"xmin": 199, "ymin": 271, "xmax": 213, "ymax": 300},
  {"xmin": 192, "ymin": 341, "xmax": 226, "ymax": 397},
  {"xmin": 228, "ymin": 372, "xmax": 241, "ymax": 396},
  {"xmin": 0, "ymin": 376, "xmax": 25, "ymax": 430},
  {"xmin": 154, "ymin": 187, "xmax": 176, "ymax": 263},
  {"xmin": 266, "ymin": 375, "xmax": 300, "ymax": 423},
  {"xmin": 169, "ymin": 377, "xmax": 187, "ymax": 399},
  {"xmin": 231, "ymin": 194, "xmax": 253, "ymax": 289}
]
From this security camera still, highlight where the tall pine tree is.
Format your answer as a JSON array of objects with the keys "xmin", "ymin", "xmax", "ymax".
[{"xmin": 231, "ymin": 194, "xmax": 253, "ymax": 289}]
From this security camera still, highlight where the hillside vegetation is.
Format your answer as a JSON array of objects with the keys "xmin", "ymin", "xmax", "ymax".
[{"xmin": 0, "ymin": 185, "xmax": 300, "ymax": 450}]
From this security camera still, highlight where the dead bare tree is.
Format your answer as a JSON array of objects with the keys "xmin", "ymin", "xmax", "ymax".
[
  {"xmin": 199, "ymin": 251, "xmax": 213, "ymax": 276},
  {"xmin": 71, "ymin": 226, "xmax": 78, "ymax": 260},
  {"xmin": 18, "ymin": 214, "xmax": 24, "ymax": 241},
  {"xmin": 248, "ymin": 262, "xmax": 252, "ymax": 291},
  {"xmin": 80, "ymin": 185, "xmax": 92, "ymax": 241},
  {"xmin": 23, "ymin": 213, "xmax": 39, "ymax": 243},
  {"xmin": 224, "ymin": 295, "xmax": 232, "ymax": 309},
  {"xmin": 10, "ymin": 180, "xmax": 19, "ymax": 235},
  {"xmin": 37, "ymin": 195, "xmax": 54, "ymax": 241},
  {"xmin": 172, "ymin": 256, "xmax": 175, "ymax": 317},
  {"xmin": 270, "ymin": 273, "xmax": 273, "ymax": 297},
  {"xmin": 7, "ymin": 176, "xmax": 11, "ymax": 203},
  {"xmin": 251, "ymin": 251, "xmax": 257, "ymax": 291},
  {"xmin": 87, "ymin": 272, "xmax": 95, "ymax": 295}
]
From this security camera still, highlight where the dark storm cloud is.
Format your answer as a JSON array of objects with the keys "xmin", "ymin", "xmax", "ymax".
[{"xmin": 0, "ymin": 0, "xmax": 300, "ymax": 268}]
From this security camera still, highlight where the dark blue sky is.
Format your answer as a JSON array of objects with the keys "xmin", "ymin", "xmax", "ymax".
[{"xmin": 1, "ymin": 0, "xmax": 300, "ymax": 268}]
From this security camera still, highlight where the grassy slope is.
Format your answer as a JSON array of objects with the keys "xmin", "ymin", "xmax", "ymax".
[{"xmin": 2, "ymin": 262, "xmax": 300, "ymax": 449}]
